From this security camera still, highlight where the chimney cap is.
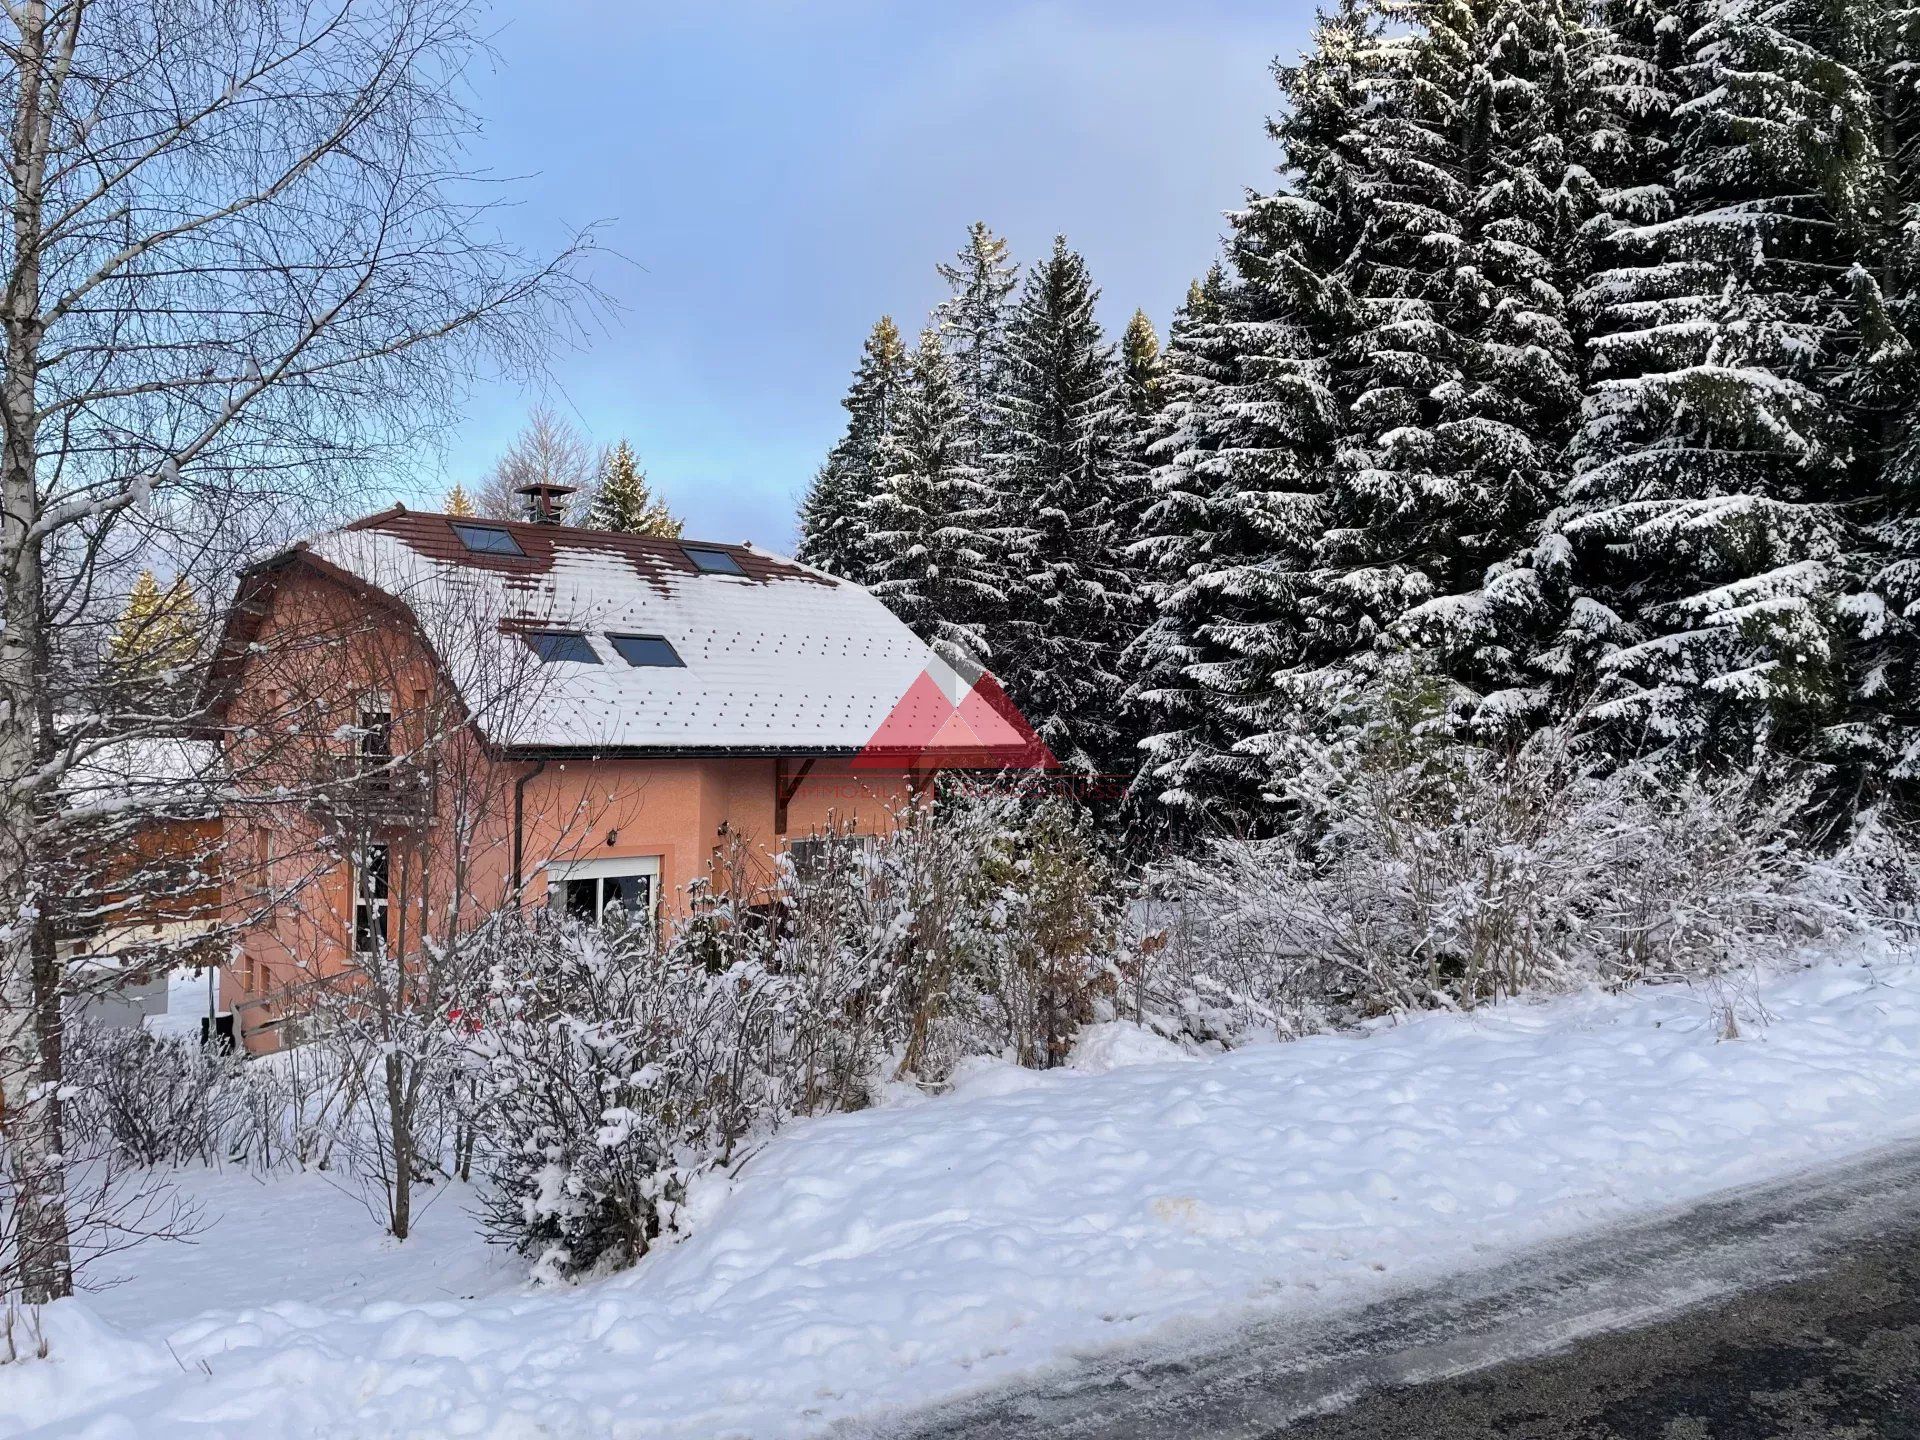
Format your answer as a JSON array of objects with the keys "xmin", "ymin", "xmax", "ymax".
[{"xmin": 514, "ymin": 480, "xmax": 578, "ymax": 524}]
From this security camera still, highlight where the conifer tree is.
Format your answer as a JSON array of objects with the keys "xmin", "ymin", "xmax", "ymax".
[
  {"xmin": 1837, "ymin": 1, "xmax": 1920, "ymax": 803},
  {"xmin": 991, "ymin": 236, "xmax": 1132, "ymax": 777},
  {"xmin": 863, "ymin": 329, "xmax": 1002, "ymax": 666},
  {"xmin": 935, "ymin": 222, "xmax": 1019, "ymax": 464},
  {"xmin": 798, "ymin": 316, "xmax": 909, "ymax": 581},
  {"xmin": 1289, "ymin": 0, "xmax": 1587, "ymax": 740},
  {"xmin": 444, "ymin": 483, "xmax": 477, "ymax": 517},
  {"xmin": 1125, "ymin": 3, "xmax": 1370, "ymax": 829},
  {"xmin": 1124, "ymin": 268, "xmax": 1277, "ymax": 822},
  {"xmin": 1118, "ymin": 310, "xmax": 1165, "ymax": 473},
  {"xmin": 1527, "ymin": 0, "xmax": 1691, "ymax": 723},
  {"xmin": 1108, "ymin": 309, "xmax": 1171, "ymax": 788},
  {"xmin": 1554, "ymin": 0, "xmax": 1881, "ymax": 769},
  {"xmin": 585, "ymin": 440, "xmax": 683, "ymax": 537},
  {"xmin": 110, "ymin": 569, "xmax": 203, "ymax": 690},
  {"xmin": 1113, "ymin": 313, "xmax": 1168, "ymax": 599}
]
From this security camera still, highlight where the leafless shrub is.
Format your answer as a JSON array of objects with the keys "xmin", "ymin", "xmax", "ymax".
[
  {"xmin": 61, "ymin": 1027, "xmax": 246, "ymax": 1169},
  {"xmin": 1136, "ymin": 672, "xmax": 1897, "ymax": 1046}
]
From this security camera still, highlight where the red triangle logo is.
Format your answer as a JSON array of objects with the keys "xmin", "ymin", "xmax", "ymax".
[
  {"xmin": 854, "ymin": 666, "xmax": 1057, "ymax": 771},
  {"xmin": 956, "ymin": 672, "xmax": 1055, "ymax": 770}
]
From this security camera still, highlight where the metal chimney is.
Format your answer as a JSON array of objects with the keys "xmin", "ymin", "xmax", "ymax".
[{"xmin": 515, "ymin": 481, "xmax": 577, "ymax": 525}]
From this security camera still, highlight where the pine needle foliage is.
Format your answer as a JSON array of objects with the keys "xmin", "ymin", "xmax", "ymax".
[{"xmin": 585, "ymin": 440, "xmax": 683, "ymax": 538}]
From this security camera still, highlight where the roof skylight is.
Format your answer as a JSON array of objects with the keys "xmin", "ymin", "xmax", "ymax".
[
  {"xmin": 524, "ymin": 630, "xmax": 599, "ymax": 664},
  {"xmin": 682, "ymin": 544, "xmax": 746, "ymax": 576},
  {"xmin": 609, "ymin": 633, "xmax": 685, "ymax": 668},
  {"xmin": 451, "ymin": 522, "xmax": 524, "ymax": 557}
]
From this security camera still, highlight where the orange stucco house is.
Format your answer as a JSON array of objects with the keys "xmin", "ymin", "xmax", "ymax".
[{"xmin": 203, "ymin": 504, "xmax": 1043, "ymax": 1052}]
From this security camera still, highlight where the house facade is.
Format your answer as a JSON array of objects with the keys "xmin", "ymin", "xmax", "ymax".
[{"xmin": 204, "ymin": 507, "xmax": 1041, "ymax": 1052}]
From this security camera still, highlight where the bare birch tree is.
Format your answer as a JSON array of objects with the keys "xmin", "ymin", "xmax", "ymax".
[
  {"xmin": 475, "ymin": 404, "xmax": 596, "ymax": 521},
  {"xmin": 0, "ymin": 0, "xmax": 595, "ymax": 1304}
]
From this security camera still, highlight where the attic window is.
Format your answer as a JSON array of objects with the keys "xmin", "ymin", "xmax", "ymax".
[
  {"xmin": 609, "ymin": 633, "xmax": 685, "ymax": 668},
  {"xmin": 451, "ymin": 522, "xmax": 524, "ymax": 557},
  {"xmin": 682, "ymin": 544, "xmax": 745, "ymax": 576},
  {"xmin": 524, "ymin": 630, "xmax": 599, "ymax": 664}
]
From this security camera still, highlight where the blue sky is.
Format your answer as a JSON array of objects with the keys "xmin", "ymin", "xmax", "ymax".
[{"xmin": 414, "ymin": 1, "xmax": 1312, "ymax": 548}]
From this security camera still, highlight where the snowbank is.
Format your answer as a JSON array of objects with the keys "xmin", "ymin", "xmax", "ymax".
[{"xmin": 11, "ymin": 955, "xmax": 1920, "ymax": 1438}]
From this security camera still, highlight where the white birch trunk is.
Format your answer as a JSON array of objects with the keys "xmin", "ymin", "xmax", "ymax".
[{"xmin": 0, "ymin": 0, "xmax": 73, "ymax": 1305}]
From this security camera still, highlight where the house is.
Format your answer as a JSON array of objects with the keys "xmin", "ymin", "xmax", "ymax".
[
  {"xmin": 203, "ymin": 504, "xmax": 1045, "ymax": 1052},
  {"xmin": 60, "ymin": 735, "xmax": 227, "ymax": 1041}
]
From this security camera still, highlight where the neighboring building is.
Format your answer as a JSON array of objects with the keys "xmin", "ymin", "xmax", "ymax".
[
  {"xmin": 60, "ymin": 736, "xmax": 225, "ymax": 1039},
  {"xmin": 202, "ymin": 506, "xmax": 1042, "ymax": 1052}
]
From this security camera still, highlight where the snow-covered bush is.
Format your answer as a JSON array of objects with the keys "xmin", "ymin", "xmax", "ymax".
[
  {"xmin": 844, "ymin": 787, "xmax": 1121, "ymax": 1079},
  {"xmin": 463, "ymin": 911, "xmax": 804, "ymax": 1280},
  {"xmin": 61, "ymin": 1026, "xmax": 246, "ymax": 1168},
  {"xmin": 463, "ymin": 794, "xmax": 1126, "ymax": 1278},
  {"xmin": 225, "ymin": 1040, "xmax": 362, "ymax": 1173},
  {"xmin": 58, "ymin": 1020, "xmax": 377, "ymax": 1178},
  {"xmin": 1134, "ymin": 672, "xmax": 1894, "ymax": 1044}
]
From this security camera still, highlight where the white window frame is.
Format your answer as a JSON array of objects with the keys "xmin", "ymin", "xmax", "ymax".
[
  {"xmin": 357, "ymin": 690, "xmax": 393, "ymax": 787},
  {"xmin": 353, "ymin": 842, "xmax": 390, "ymax": 955},
  {"xmin": 546, "ymin": 855, "xmax": 661, "ymax": 926}
]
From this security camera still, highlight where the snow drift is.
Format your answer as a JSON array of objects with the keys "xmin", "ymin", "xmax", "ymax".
[{"xmin": 10, "ymin": 953, "xmax": 1920, "ymax": 1438}]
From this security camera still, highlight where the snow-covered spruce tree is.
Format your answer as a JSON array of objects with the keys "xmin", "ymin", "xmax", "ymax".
[
  {"xmin": 1200, "ymin": 0, "xmax": 1381, "ymax": 774},
  {"xmin": 935, "ymin": 222, "xmax": 1020, "ymax": 466},
  {"xmin": 1530, "ymin": 0, "xmax": 1691, "ymax": 722},
  {"xmin": 585, "ymin": 439, "xmax": 683, "ymax": 537},
  {"xmin": 1125, "ymin": 4, "xmax": 1369, "ymax": 833},
  {"xmin": 864, "ymin": 329, "xmax": 1004, "ymax": 666},
  {"xmin": 1108, "ymin": 309, "xmax": 1169, "ymax": 774},
  {"xmin": 1840, "ymin": 3, "xmax": 1920, "ymax": 808},
  {"xmin": 1554, "ymin": 0, "xmax": 1882, "ymax": 774},
  {"xmin": 990, "ymin": 237, "xmax": 1134, "ymax": 778},
  {"xmin": 1297, "ymin": 0, "xmax": 1587, "ymax": 742},
  {"xmin": 798, "ymin": 315, "xmax": 909, "ymax": 582},
  {"xmin": 1114, "ymin": 310, "xmax": 1168, "ymax": 551},
  {"xmin": 1125, "ymin": 268, "xmax": 1274, "ymax": 827}
]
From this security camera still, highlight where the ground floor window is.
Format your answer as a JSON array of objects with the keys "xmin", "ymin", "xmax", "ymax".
[
  {"xmin": 546, "ymin": 855, "xmax": 660, "ymax": 926},
  {"xmin": 785, "ymin": 833, "xmax": 874, "ymax": 885},
  {"xmin": 353, "ymin": 843, "xmax": 390, "ymax": 954}
]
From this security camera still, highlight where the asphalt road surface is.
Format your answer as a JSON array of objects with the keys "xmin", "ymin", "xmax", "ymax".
[{"xmin": 870, "ymin": 1142, "xmax": 1920, "ymax": 1440}]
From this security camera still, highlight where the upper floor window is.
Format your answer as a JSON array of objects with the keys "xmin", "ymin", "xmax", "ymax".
[
  {"xmin": 357, "ymin": 693, "xmax": 392, "ymax": 760},
  {"xmin": 524, "ymin": 630, "xmax": 599, "ymax": 664},
  {"xmin": 355, "ymin": 693, "xmax": 392, "ymax": 791},
  {"xmin": 682, "ymin": 544, "xmax": 745, "ymax": 576},
  {"xmin": 451, "ymin": 522, "xmax": 525, "ymax": 557},
  {"xmin": 609, "ymin": 633, "xmax": 684, "ymax": 668}
]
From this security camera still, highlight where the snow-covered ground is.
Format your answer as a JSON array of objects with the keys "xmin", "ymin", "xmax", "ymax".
[{"xmin": 11, "ymin": 954, "xmax": 1920, "ymax": 1439}]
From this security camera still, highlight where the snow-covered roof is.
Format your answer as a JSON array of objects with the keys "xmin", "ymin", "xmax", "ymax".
[
  {"xmin": 60, "ymin": 734, "xmax": 223, "ymax": 818},
  {"xmin": 228, "ymin": 508, "xmax": 1039, "ymax": 761}
]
